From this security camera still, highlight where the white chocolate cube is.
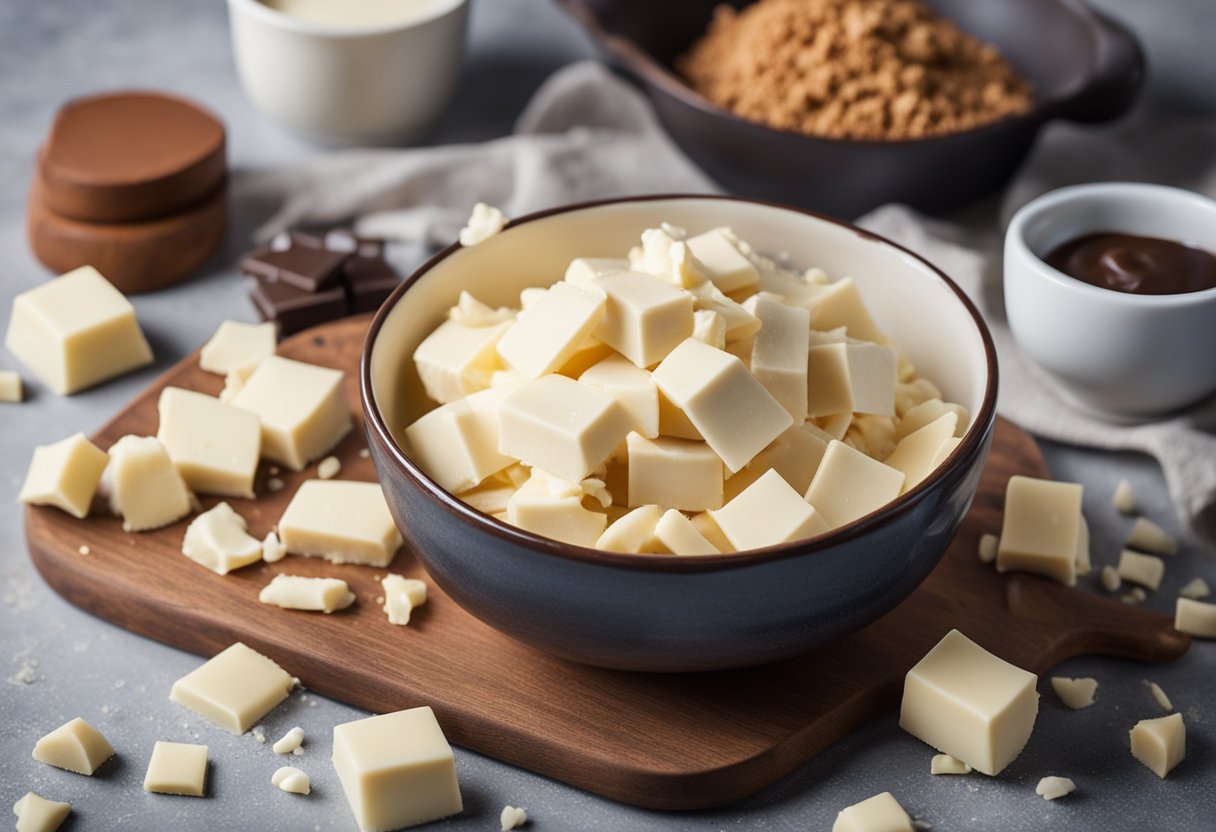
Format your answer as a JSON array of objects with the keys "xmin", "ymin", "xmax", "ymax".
[
  {"xmin": 744, "ymin": 293, "xmax": 810, "ymax": 422},
  {"xmin": 1130, "ymin": 712, "xmax": 1185, "ymax": 778},
  {"xmin": 182, "ymin": 502, "xmax": 262, "ymax": 575},
  {"xmin": 405, "ymin": 386, "xmax": 518, "ymax": 494},
  {"xmin": 712, "ymin": 469, "xmax": 829, "ymax": 551},
  {"xmin": 1126, "ymin": 517, "xmax": 1178, "ymax": 555},
  {"xmin": 896, "ymin": 398, "xmax": 969, "ymax": 441},
  {"xmin": 899, "ymin": 629, "xmax": 1039, "ymax": 776},
  {"xmin": 5, "ymin": 265, "xmax": 153, "ymax": 394},
  {"xmin": 414, "ymin": 318, "xmax": 512, "ymax": 404},
  {"xmin": 382, "ymin": 574, "xmax": 428, "ymax": 625},
  {"xmin": 685, "ymin": 229, "xmax": 759, "ymax": 295},
  {"xmin": 32, "ymin": 717, "xmax": 114, "ymax": 775},
  {"xmin": 651, "ymin": 338, "xmax": 793, "ymax": 473},
  {"xmin": 496, "ymin": 282, "xmax": 605, "ymax": 378},
  {"xmin": 230, "ymin": 356, "xmax": 352, "ymax": 471},
  {"xmin": 996, "ymin": 476, "xmax": 1082, "ymax": 586},
  {"xmin": 882, "ymin": 412, "xmax": 959, "ymax": 494},
  {"xmin": 1117, "ymin": 549, "xmax": 1165, "ymax": 590},
  {"xmin": 199, "ymin": 320, "xmax": 275, "ymax": 375},
  {"xmin": 691, "ymin": 511, "xmax": 736, "ymax": 553},
  {"xmin": 687, "ymin": 280, "xmax": 761, "ymax": 343},
  {"xmin": 832, "ymin": 791, "xmax": 913, "ymax": 832},
  {"xmin": 157, "ymin": 387, "xmax": 261, "ymax": 498},
  {"xmin": 692, "ymin": 309, "xmax": 726, "ymax": 350},
  {"xmin": 499, "ymin": 375, "xmax": 632, "ymax": 483},
  {"xmin": 0, "ymin": 370, "xmax": 22, "ymax": 402},
  {"xmin": 801, "ymin": 277, "xmax": 886, "ymax": 344},
  {"xmin": 564, "ymin": 257, "xmax": 628, "ymax": 290},
  {"xmin": 13, "ymin": 792, "xmax": 71, "ymax": 832},
  {"xmin": 278, "ymin": 480, "xmax": 403, "ymax": 567},
  {"xmin": 805, "ymin": 440, "xmax": 905, "ymax": 528},
  {"xmin": 505, "ymin": 469, "xmax": 607, "ymax": 548},
  {"xmin": 654, "ymin": 509, "xmax": 719, "ymax": 555},
  {"xmin": 1174, "ymin": 597, "xmax": 1216, "ymax": 638},
  {"xmin": 627, "ymin": 433, "xmax": 723, "ymax": 512},
  {"xmin": 170, "ymin": 642, "xmax": 294, "ymax": 734},
  {"xmin": 18, "ymin": 432, "xmax": 109, "ymax": 519},
  {"xmin": 579, "ymin": 355, "xmax": 660, "ymax": 439},
  {"xmin": 591, "ymin": 271, "xmax": 693, "ymax": 368},
  {"xmin": 259, "ymin": 574, "xmax": 356, "ymax": 613},
  {"xmin": 806, "ymin": 341, "xmax": 897, "ymax": 418},
  {"xmin": 105, "ymin": 435, "xmax": 193, "ymax": 533},
  {"xmin": 143, "ymin": 741, "xmax": 208, "ymax": 797},
  {"xmin": 596, "ymin": 504, "xmax": 662, "ymax": 553},
  {"xmin": 332, "ymin": 706, "xmax": 463, "ymax": 832},
  {"xmin": 724, "ymin": 421, "xmax": 831, "ymax": 502}
]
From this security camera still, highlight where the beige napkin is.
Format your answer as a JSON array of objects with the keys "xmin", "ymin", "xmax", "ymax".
[{"xmin": 236, "ymin": 61, "xmax": 1216, "ymax": 548}]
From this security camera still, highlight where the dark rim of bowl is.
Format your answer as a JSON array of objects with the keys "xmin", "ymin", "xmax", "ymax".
[
  {"xmin": 560, "ymin": 0, "xmax": 1115, "ymax": 148},
  {"xmin": 361, "ymin": 193, "xmax": 1000, "ymax": 573}
]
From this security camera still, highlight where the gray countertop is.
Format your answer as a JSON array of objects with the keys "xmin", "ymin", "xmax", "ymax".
[{"xmin": 1, "ymin": 1, "xmax": 1213, "ymax": 830}]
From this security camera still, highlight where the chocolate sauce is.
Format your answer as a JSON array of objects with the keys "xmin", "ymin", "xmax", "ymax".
[{"xmin": 1044, "ymin": 232, "xmax": 1216, "ymax": 295}]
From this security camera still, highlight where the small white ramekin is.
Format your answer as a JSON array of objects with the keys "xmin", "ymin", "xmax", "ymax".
[
  {"xmin": 1005, "ymin": 183, "xmax": 1216, "ymax": 420},
  {"xmin": 226, "ymin": 0, "xmax": 469, "ymax": 145}
]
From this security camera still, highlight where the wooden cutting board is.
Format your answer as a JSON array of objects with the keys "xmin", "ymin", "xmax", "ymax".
[{"xmin": 26, "ymin": 315, "xmax": 1190, "ymax": 811}]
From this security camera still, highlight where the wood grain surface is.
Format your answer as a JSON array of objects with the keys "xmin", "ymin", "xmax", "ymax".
[{"xmin": 25, "ymin": 315, "xmax": 1191, "ymax": 810}]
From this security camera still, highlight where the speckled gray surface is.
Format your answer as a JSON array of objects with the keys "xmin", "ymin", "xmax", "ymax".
[{"xmin": 2, "ymin": 1, "xmax": 1213, "ymax": 830}]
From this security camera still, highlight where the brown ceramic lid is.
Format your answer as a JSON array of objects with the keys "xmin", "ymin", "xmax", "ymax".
[{"xmin": 38, "ymin": 90, "xmax": 226, "ymax": 223}]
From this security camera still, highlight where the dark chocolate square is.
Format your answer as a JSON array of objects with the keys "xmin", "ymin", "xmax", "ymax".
[
  {"xmin": 242, "ymin": 232, "xmax": 349, "ymax": 292},
  {"xmin": 249, "ymin": 276, "xmax": 348, "ymax": 336}
]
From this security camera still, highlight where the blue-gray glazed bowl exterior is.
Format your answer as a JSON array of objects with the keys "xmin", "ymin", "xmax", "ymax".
[{"xmin": 361, "ymin": 195, "xmax": 998, "ymax": 672}]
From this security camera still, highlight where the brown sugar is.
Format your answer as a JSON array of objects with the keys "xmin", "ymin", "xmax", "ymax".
[{"xmin": 678, "ymin": 0, "xmax": 1034, "ymax": 141}]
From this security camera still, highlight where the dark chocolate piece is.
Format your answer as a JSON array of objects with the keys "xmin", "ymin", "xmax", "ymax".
[
  {"xmin": 241, "ymin": 232, "xmax": 349, "ymax": 292},
  {"xmin": 344, "ymin": 255, "xmax": 401, "ymax": 314},
  {"xmin": 250, "ymin": 276, "xmax": 348, "ymax": 336}
]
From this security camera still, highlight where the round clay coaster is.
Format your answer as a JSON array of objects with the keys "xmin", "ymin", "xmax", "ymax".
[
  {"xmin": 27, "ymin": 175, "xmax": 227, "ymax": 294},
  {"xmin": 38, "ymin": 90, "xmax": 226, "ymax": 224}
]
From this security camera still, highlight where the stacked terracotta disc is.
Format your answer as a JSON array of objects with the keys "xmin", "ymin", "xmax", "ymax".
[{"xmin": 29, "ymin": 90, "xmax": 227, "ymax": 293}]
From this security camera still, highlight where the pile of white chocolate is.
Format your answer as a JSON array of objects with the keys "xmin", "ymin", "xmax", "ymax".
[{"xmin": 407, "ymin": 223, "xmax": 970, "ymax": 553}]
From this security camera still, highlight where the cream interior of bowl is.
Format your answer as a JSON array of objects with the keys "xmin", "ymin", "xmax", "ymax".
[{"xmin": 371, "ymin": 198, "xmax": 990, "ymax": 459}]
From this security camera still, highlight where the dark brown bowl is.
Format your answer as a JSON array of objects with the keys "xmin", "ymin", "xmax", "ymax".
[{"xmin": 558, "ymin": 0, "xmax": 1144, "ymax": 218}]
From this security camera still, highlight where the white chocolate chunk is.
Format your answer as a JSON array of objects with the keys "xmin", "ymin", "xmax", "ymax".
[
  {"xmin": 262, "ymin": 531, "xmax": 287, "ymax": 563},
  {"xmin": 273, "ymin": 727, "xmax": 305, "ymax": 755},
  {"xmin": 555, "ymin": 336, "xmax": 614, "ymax": 379},
  {"xmin": 1130, "ymin": 712, "xmax": 1185, "ymax": 778},
  {"xmin": 1050, "ymin": 677, "xmax": 1097, "ymax": 709},
  {"xmin": 32, "ymin": 717, "xmax": 114, "ymax": 775},
  {"xmin": 592, "ymin": 271, "xmax": 693, "ymax": 368},
  {"xmin": 596, "ymin": 504, "xmax": 662, "ymax": 553},
  {"xmin": 1112, "ymin": 478, "xmax": 1137, "ymax": 515},
  {"xmin": 406, "ymin": 384, "xmax": 518, "ymax": 494},
  {"xmin": 506, "ymin": 469, "xmax": 606, "ymax": 548},
  {"xmin": 413, "ymin": 318, "xmax": 512, "ymax": 404},
  {"xmin": 496, "ymin": 282, "xmax": 605, "ymax": 379},
  {"xmin": 654, "ymin": 509, "xmax": 719, "ymax": 555},
  {"xmin": 712, "ymin": 469, "xmax": 829, "ymax": 551},
  {"xmin": 996, "ymin": 476, "xmax": 1083, "ymax": 586},
  {"xmin": 565, "ymin": 257, "xmax": 628, "ymax": 290},
  {"xmin": 930, "ymin": 754, "xmax": 971, "ymax": 775},
  {"xmin": 1175, "ymin": 597, "xmax": 1216, "ymax": 637},
  {"xmin": 627, "ymin": 433, "xmax": 723, "ymax": 512},
  {"xmin": 18, "ymin": 432, "xmax": 109, "ymax": 519},
  {"xmin": 1122, "ymin": 587, "xmax": 1147, "ymax": 605},
  {"xmin": 448, "ymin": 291, "xmax": 514, "ymax": 328},
  {"xmin": 652, "ymin": 338, "xmax": 792, "ymax": 473},
  {"xmin": 458, "ymin": 482, "xmax": 517, "ymax": 515},
  {"xmin": 157, "ymin": 387, "xmax": 261, "ymax": 498},
  {"xmin": 815, "ymin": 411, "xmax": 853, "ymax": 440},
  {"xmin": 978, "ymin": 533, "xmax": 999, "ymax": 564},
  {"xmin": 1074, "ymin": 516, "xmax": 1092, "ymax": 577},
  {"xmin": 1179, "ymin": 577, "xmax": 1211, "ymax": 600},
  {"xmin": 231, "ymin": 356, "xmax": 352, "ymax": 472},
  {"xmin": 105, "ymin": 435, "xmax": 193, "ymax": 533},
  {"xmin": 579, "ymin": 355, "xmax": 660, "ymax": 438},
  {"xmin": 278, "ymin": 480, "xmax": 402, "ymax": 567},
  {"xmin": 143, "ymin": 741, "xmax": 208, "ymax": 796},
  {"xmin": 199, "ymin": 321, "xmax": 275, "ymax": 375},
  {"xmin": 657, "ymin": 389, "xmax": 703, "ymax": 440},
  {"xmin": 169, "ymin": 642, "xmax": 294, "ymax": 734},
  {"xmin": 686, "ymin": 279, "xmax": 761, "ymax": 342},
  {"xmin": 317, "ymin": 455, "xmax": 341, "ymax": 479},
  {"xmin": 501, "ymin": 377, "xmax": 630, "ymax": 482},
  {"xmin": 272, "ymin": 765, "xmax": 311, "ymax": 795},
  {"xmin": 724, "ymin": 423, "xmax": 830, "ymax": 502},
  {"xmin": 1100, "ymin": 565, "xmax": 1121, "ymax": 593},
  {"xmin": 832, "ymin": 791, "xmax": 913, "ymax": 832},
  {"xmin": 692, "ymin": 309, "xmax": 726, "ymax": 350},
  {"xmin": 744, "ymin": 293, "xmax": 810, "ymax": 421},
  {"xmin": 4, "ymin": 265, "xmax": 153, "ymax": 394},
  {"xmin": 805, "ymin": 440, "xmax": 905, "ymax": 529},
  {"xmin": 500, "ymin": 805, "xmax": 528, "ymax": 831},
  {"xmin": 1117, "ymin": 549, "xmax": 1165, "ymax": 590},
  {"xmin": 807, "ymin": 340, "xmax": 898, "ymax": 419},
  {"xmin": 1036, "ymin": 776, "xmax": 1076, "ymax": 800},
  {"xmin": 1126, "ymin": 517, "xmax": 1178, "ymax": 555},
  {"xmin": 801, "ymin": 277, "xmax": 886, "ymax": 344},
  {"xmin": 895, "ymin": 398, "xmax": 968, "ymax": 441},
  {"xmin": 685, "ymin": 229, "xmax": 759, "ymax": 295},
  {"xmin": 182, "ymin": 502, "xmax": 262, "ymax": 575},
  {"xmin": 883, "ymin": 413, "xmax": 959, "ymax": 494},
  {"xmin": 260, "ymin": 575, "xmax": 356, "ymax": 613},
  {"xmin": 219, "ymin": 363, "xmax": 257, "ymax": 402},
  {"xmin": 332, "ymin": 707, "xmax": 463, "ymax": 831},
  {"xmin": 691, "ymin": 510, "xmax": 736, "ymax": 553},
  {"xmin": 0, "ymin": 370, "xmax": 23, "ymax": 402},
  {"xmin": 459, "ymin": 202, "xmax": 505, "ymax": 246},
  {"xmin": 899, "ymin": 629, "xmax": 1039, "ymax": 776},
  {"xmin": 382, "ymin": 574, "xmax": 427, "ymax": 625},
  {"xmin": 13, "ymin": 792, "xmax": 71, "ymax": 832},
  {"xmin": 1148, "ymin": 681, "xmax": 1172, "ymax": 712}
]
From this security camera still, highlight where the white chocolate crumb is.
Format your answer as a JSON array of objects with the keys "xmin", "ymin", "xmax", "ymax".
[
  {"xmin": 78, "ymin": 545, "xmax": 90, "ymax": 556},
  {"xmin": 977, "ymin": 533, "xmax": 998, "ymax": 564},
  {"xmin": 317, "ymin": 456, "xmax": 341, "ymax": 480},
  {"xmin": 293, "ymin": 746, "xmax": 304, "ymax": 756},
  {"xmin": 358, "ymin": 448, "xmax": 371, "ymax": 459},
  {"xmin": 272, "ymin": 765, "xmax": 311, "ymax": 795},
  {"xmin": 268, "ymin": 477, "xmax": 285, "ymax": 493},
  {"xmin": 1127, "ymin": 517, "xmax": 1178, "ymax": 555},
  {"xmin": 1121, "ymin": 587, "xmax": 1147, "ymax": 604},
  {"xmin": 262, "ymin": 531, "xmax": 287, "ymax": 563},
  {"xmin": 501, "ymin": 805, "xmax": 528, "ymax": 830},
  {"xmin": 382, "ymin": 574, "xmax": 427, "ymax": 626},
  {"xmin": 252, "ymin": 725, "xmax": 267, "ymax": 743},
  {"xmin": 930, "ymin": 754, "xmax": 971, "ymax": 775},
  {"xmin": 1112, "ymin": 479, "xmax": 1137, "ymax": 515},
  {"xmin": 1036, "ymin": 776, "xmax": 1076, "ymax": 800},
  {"xmin": 1148, "ymin": 681, "xmax": 1173, "ymax": 712},
  {"xmin": 273, "ymin": 726, "xmax": 304, "ymax": 754},
  {"xmin": 1100, "ymin": 565, "xmax": 1121, "ymax": 593},
  {"xmin": 1050, "ymin": 676, "xmax": 1098, "ymax": 710},
  {"xmin": 1179, "ymin": 577, "xmax": 1211, "ymax": 600},
  {"xmin": 459, "ymin": 203, "xmax": 507, "ymax": 247}
]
